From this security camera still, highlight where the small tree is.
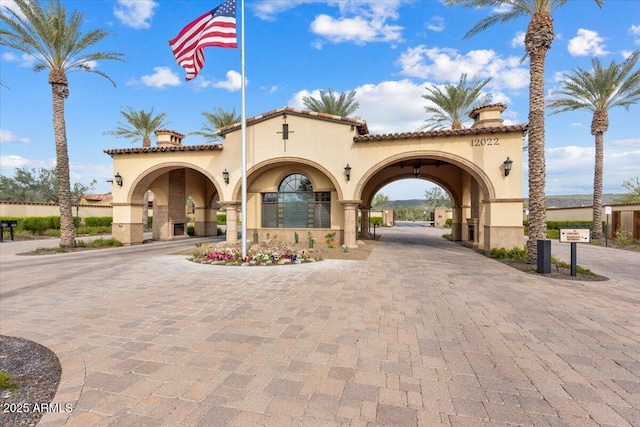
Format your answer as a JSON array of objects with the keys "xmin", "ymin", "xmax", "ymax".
[
  {"xmin": 424, "ymin": 187, "xmax": 452, "ymax": 209},
  {"xmin": 618, "ymin": 177, "xmax": 640, "ymax": 203},
  {"xmin": 0, "ymin": 167, "xmax": 95, "ymax": 203},
  {"xmin": 372, "ymin": 193, "xmax": 391, "ymax": 208}
]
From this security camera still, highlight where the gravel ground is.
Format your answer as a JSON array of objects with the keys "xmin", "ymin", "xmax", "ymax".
[{"xmin": 0, "ymin": 336, "xmax": 61, "ymax": 427}]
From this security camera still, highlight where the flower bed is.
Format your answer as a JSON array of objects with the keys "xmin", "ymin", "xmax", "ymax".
[{"xmin": 188, "ymin": 242, "xmax": 322, "ymax": 266}]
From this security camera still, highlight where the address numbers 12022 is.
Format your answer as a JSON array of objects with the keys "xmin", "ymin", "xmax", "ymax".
[{"xmin": 470, "ymin": 138, "xmax": 499, "ymax": 147}]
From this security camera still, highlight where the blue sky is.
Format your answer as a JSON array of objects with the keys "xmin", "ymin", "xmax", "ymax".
[{"xmin": 1, "ymin": 0, "xmax": 639, "ymax": 200}]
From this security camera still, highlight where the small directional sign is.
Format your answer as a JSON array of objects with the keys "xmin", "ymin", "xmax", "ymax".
[{"xmin": 559, "ymin": 228, "xmax": 591, "ymax": 243}]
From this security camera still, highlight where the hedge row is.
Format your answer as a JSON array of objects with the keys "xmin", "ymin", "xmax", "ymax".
[
  {"xmin": 0, "ymin": 216, "xmax": 81, "ymax": 234},
  {"xmin": 522, "ymin": 220, "xmax": 604, "ymax": 230},
  {"xmin": 84, "ymin": 216, "xmax": 113, "ymax": 227}
]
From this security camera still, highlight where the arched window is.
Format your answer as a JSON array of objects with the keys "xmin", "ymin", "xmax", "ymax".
[{"xmin": 262, "ymin": 173, "xmax": 331, "ymax": 228}]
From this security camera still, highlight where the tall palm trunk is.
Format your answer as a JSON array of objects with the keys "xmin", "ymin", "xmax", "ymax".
[
  {"xmin": 591, "ymin": 110, "xmax": 608, "ymax": 240},
  {"xmin": 51, "ymin": 73, "xmax": 75, "ymax": 248},
  {"xmin": 524, "ymin": 12, "xmax": 553, "ymax": 263}
]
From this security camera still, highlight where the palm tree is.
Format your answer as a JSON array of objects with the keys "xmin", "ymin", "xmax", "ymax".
[
  {"xmin": 103, "ymin": 106, "xmax": 169, "ymax": 147},
  {"xmin": 0, "ymin": 0, "xmax": 124, "ymax": 248},
  {"xmin": 302, "ymin": 88, "xmax": 360, "ymax": 117},
  {"xmin": 422, "ymin": 74, "xmax": 492, "ymax": 130},
  {"xmin": 548, "ymin": 52, "xmax": 640, "ymax": 239},
  {"xmin": 104, "ymin": 106, "xmax": 170, "ymax": 228},
  {"xmin": 445, "ymin": 0, "xmax": 604, "ymax": 263},
  {"xmin": 191, "ymin": 107, "xmax": 241, "ymax": 143}
]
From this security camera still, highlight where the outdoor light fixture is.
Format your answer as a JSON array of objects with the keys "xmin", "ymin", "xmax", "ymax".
[
  {"xmin": 503, "ymin": 157, "xmax": 513, "ymax": 177},
  {"xmin": 344, "ymin": 164, "xmax": 351, "ymax": 181},
  {"xmin": 413, "ymin": 164, "xmax": 420, "ymax": 178},
  {"xmin": 114, "ymin": 172, "xmax": 123, "ymax": 187},
  {"xmin": 222, "ymin": 169, "xmax": 229, "ymax": 184}
]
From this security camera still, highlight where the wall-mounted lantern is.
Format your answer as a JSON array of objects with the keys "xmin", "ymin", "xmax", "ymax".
[
  {"xmin": 223, "ymin": 169, "xmax": 230, "ymax": 184},
  {"xmin": 114, "ymin": 172, "xmax": 123, "ymax": 187},
  {"xmin": 503, "ymin": 157, "xmax": 513, "ymax": 177},
  {"xmin": 344, "ymin": 164, "xmax": 351, "ymax": 182}
]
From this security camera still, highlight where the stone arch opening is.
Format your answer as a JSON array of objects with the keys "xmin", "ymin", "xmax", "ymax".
[{"xmin": 356, "ymin": 151, "xmax": 496, "ymax": 246}]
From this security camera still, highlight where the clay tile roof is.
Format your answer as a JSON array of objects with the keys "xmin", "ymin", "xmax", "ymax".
[
  {"xmin": 353, "ymin": 123, "xmax": 528, "ymax": 142},
  {"xmin": 213, "ymin": 106, "xmax": 369, "ymax": 137},
  {"xmin": 82, "ymin": 194, "xmax": 112, "ymax": 202},
  {"xmin": 468, "ymin": 102, "xmax": 507, "ymax": 118},
  {"xmin": 154, "ymin": 129, "xmax": 186, "ymax": 138},
  {"xmin": 104, "ymin": 144, "xmax": 223, "ymax": 156}
]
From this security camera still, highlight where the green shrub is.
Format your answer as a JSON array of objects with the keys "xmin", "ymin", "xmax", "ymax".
[
  {"xmin": 0, "ymin": 371, "xmax": 18, "ymax": 391},
  {"xmin": 490, "ymin": 246, "xmax": 527, "ymax": 261},
  {"xmin": 147, "ymin": 215, "xmax": 153, "ymax": 228},
  {"xmin": 76, "ymin": 238, "xmax": 123, "ymax": 248},
  {"xmin": 546, "ymin": 229, "xmax": 560, "ymax": 239},
  {"xmin": 84, "ymin": 216, "xmax": 113, "ymax": 227},
  {"xmin": 370, "ymin": 217, "xmax": 383, "ymax": 226},
  {"xmin": 445, "ymin": 218, "xmax": 453, "ymax": 228},
  {"xmin": 217, "ymin": 213, "xmax": 227, "ymax": 225},
  {"xmin": 77, "ymin": 226, "xmax": 111, "ymax": 235},
  {"xmin": 22, "ymin": 216, "xmax": 57, "ymax": 234},
  {"xmin": 187, "ymin": 225, "xmax": 195, "ymax": 236}
]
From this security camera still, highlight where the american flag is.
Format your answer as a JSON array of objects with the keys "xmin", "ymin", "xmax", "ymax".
[{"xmin": 169, "ymin": 0, "xmax": 237, "ymax": 81}]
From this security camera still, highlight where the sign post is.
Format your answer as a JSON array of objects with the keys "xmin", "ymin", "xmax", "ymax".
[
  {"xmin": 559, "ymin": 228, "xmax": 591, "ymax": 276},
  {"xmin": 605, "ymin": 206, "xmax": 612, "ymax": 247}
]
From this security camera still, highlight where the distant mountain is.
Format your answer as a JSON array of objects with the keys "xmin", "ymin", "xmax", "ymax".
[{"xmin": 378, "ymin": 194, "xmax": 624, "ymax": 210}]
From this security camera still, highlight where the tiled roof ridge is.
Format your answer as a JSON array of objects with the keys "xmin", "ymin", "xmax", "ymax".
[
  {"xmin": 469, "ymin": 102, "xmax": 507, "ymax": 118},
  {"xmin": 354, "ymin": 123, "xmax": 528, "ymax": 142},
  {"xmin": 154, "ymin": 129, "xmax": 186, "ymax": 138},
  {"xmin": 104, "ymin": 144, "xmax": 222, "ymax": 155},
  {"xmin": 214, "ymin": 106, "xmax": 369, "ymax": 136}
]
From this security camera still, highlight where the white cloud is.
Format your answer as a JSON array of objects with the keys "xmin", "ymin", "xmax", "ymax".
[
  {"xmin": 310, "ymin": 14, "xmax": 402, "ymax": 44},
  {"xmin": 426, "ymin": 16, "xmax": 445, "ymax": 32},
  {"xmin": 213, "ymin": 70, "xmax": 243, "ymax": 91},
  {"xmin": 539, "ymin": 143, "xmax": 640, "ymax": 194},
  {"xmin": 130, "ymin": 67, "xmax": 181, "ymax": 89},
  {"xmin": 630, "ymin": 24, "xmax": 640, "ymax": 36},
  {"xmin": 0, "ymin": 0, "xmax": 25, "ymax": 20},
  {"xmin": 511, "ymin": 31, "xmax": 525, "ymax": 48},
  {"xmin": 261, "ymin": 85, "xmax": 279, "ymax": 95},
  {"xmin": 0, "ymin": 129, "xmax": 30, "ymax": 143},
  {"xmin": 0, "ymin": 154, "xmax": 30, "ymax": 170},
  {"xmin": 396, "ymin": 45, "xmax": 528, "ymax": 90},
  {"xmin": 1, "ymin": 51, "xmax": 37, "ymax": 68},
  {"xmin": 567, "ymin": 29, "xmax": 608, "ymax": 57},
  {"xmin": 113, "ymin": 0, "xmax": 158, "ymax": 29},
  {"xmin": 289, "ymin": 80, "xmax": 426, "ymax": 134}
]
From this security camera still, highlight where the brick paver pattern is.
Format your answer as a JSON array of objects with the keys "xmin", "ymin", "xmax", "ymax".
[{"xmin": 1, "ymin": 227, "xmax": 639, "ymax": 426}]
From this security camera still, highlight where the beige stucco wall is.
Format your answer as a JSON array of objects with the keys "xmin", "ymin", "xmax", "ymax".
[
  {"xmin": 0, "ymin": 202, "xmax": 113, "ymax": 219},
  {"xmin": 106, "ymin": 106, "xmax": 526, "ymax": 250}
]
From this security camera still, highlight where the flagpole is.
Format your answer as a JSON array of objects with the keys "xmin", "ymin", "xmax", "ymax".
[{"xmin": 240, "ymin": 0, "xmax": 247, "ymax": 258}]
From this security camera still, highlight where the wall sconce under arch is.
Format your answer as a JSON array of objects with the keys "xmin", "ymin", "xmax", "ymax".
[
  {"xmin": 503, "ymin": 157, "xmax": 513, "ymax": 177},
  {"xmin": 344, "ymin": 164, "xmax": 351, "ymax": 182},
  {"xmin": 114, "ymin": 172, "xmax": 123, "ymax": 187},
  {"xmin": 413, "ymin": 164, "xmax": 420, "ymax": 178},
  {"xmin": 222, "ymin": 169, "xmax": 229, "ymax": 184}
]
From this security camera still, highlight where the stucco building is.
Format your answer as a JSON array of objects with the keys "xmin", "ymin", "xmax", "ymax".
[{"xmin": 105, "ymin": 103, "xmax": 527, "ymax": 251}]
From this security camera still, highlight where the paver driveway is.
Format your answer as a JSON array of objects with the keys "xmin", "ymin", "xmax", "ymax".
[{"xmin": 1, "ymin": 227, "xmax": 639, "ymax": 426}]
